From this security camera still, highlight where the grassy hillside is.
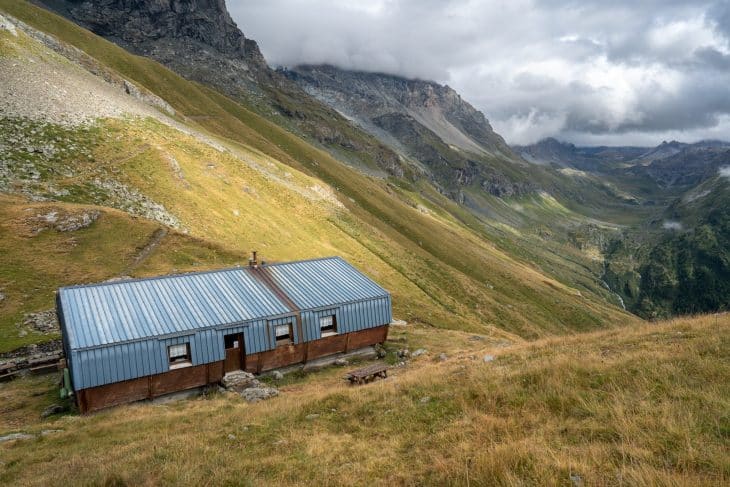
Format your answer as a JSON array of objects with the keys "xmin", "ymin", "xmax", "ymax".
[
  {"xmin": 1, "ymin": 313, "xmax": 727, "ymax": 485},
  {"xmin": 0, "ymin": 194, "xmax": 246, "ymax": 352},
  {"xmin": 0, "ymin": 0, "xmax": 637, "ymax": 353}
]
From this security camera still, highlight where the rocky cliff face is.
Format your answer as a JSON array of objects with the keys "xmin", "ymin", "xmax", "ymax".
[
  {"xmin": 282, "ymin": 64, "xmax": 538, "ymax": 199},
  {"xmin": 284, "ymin": 64, "xmax": 514, "ymax": 158},
  {"xmin": 36, "ymin": 0, "xmax": 270, "ymax": 89}
]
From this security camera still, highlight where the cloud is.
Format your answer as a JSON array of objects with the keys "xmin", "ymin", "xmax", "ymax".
[
  {"xmin": 229, "ymin": 0, "xmax": 730, "ymax": 146},
  {"xmin": 720, "ymin": 166, "xmax": 730, "ymax": 178}
]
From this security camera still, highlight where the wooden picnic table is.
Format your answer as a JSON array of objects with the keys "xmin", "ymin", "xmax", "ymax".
[{"xmin": 344, "ymin": 363, "xmax": 389, "ymax": 385}]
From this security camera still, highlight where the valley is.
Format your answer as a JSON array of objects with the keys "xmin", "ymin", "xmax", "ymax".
[{"xmin": 0, "ymin": 0, "xmax": 728, "ymax": 485}]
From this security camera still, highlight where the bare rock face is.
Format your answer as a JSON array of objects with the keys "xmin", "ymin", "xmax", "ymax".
[
  {"xmin": 42, "ymin": 0, "xmax": 269, "ymax": 88},
  {"xmin": 284, "ymin": 65, "xmax": 515, "ymax": 158}
]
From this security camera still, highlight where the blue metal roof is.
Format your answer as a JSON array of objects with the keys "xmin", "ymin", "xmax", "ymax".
[
  {"xmin": 264, "ymin": 257, "xmax": 390, "ymax": 310},
  {"xmin": 58, "ymin": 257, "xmax": 390, "ymax": 351},
  {"xmin": 59, "ymin": 268, "xmax": 292, "ymax": 350}
]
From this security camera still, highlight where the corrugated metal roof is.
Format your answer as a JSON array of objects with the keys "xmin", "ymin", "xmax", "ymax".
[
  {"xmin": 58, "ymin": 257, "xmax": 390, "ymax": 351},
  {"xmin": 59, "ymin": 268, "xmax": 292, "ymax": 350},
  {"xmin": 264, "ymin": 257, "xmax": 390, "ymax": 310}
]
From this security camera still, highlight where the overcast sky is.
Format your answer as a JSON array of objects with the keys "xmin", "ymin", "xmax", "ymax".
[{"xmin": 229, "ymin": 1, "xmax": 730, "ymax": 146}]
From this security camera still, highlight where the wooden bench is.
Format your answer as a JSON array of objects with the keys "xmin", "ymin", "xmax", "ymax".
[{"xmin": 344, "ymin": 363, "xmax": 389, "ymax": 385}]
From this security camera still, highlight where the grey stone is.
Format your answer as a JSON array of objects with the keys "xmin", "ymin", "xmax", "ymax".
[
  {"xmin": 0, "ymin": 433, "xmax": 34, "ymax": 443},
  {"xmin": 374, "ymin": 343, "xmax": 387, "ymax": 358},
  {"xmin": 397, "ymin": 349, "xmax": 410, "ymax": 359},
  {"xmin": 240, "ymin": 387, "xmax": 278, "ymax": 403},
  {"xmin": 305, "ymin": 414, "xmax": 320, "ymax": 420},
  {"xmin": 483, "ymin": 354, "xmax": 495, "ymax": 363},
  {"xmin": 41, "ymin": 403, "xmax": 64, "ymax": 418},
  {"xmin": 570, "ymin": 473, "xmax": 583, "ymax": 487},
  {"xmin": 419, "ymin": 396, "xmax": 431, "ymax": 403},
  {"xmin": 0, "ymin": 14, "xmax": 18, "ymax": 37},
  {"xmin": 21, "ymin": 310, "xmax": 58, "ymax": 334},
  {"xmin": 271, "ymin": 370, "xmax": 284, "ymax": 380},
  {"xmin": 390, "ymin": 319, "xmax": 408, "ymax": 326},
  {"xmin": 221, "ymin": 371, "xmax": 258, "ymax": 392},
  {"xmin": 334, "ymin": 358, "xmax": 348, "ymax": 366},
  {"xmin": 227, "ymin": 434, "xmax": 236, "ymax": 440},
  {"xmin": 411, "ymin": 349, "xmax": 427, "ymax": 357},
  {"xmin": 438, "ymin": 353, "xmax": 448, "ymax": 361},
  {"xmin": 40, "ymin": 429, "xmax": 63, "ymax": 436}
]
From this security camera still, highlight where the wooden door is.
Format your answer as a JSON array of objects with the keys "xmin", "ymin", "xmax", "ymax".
[{"xmin": 224, "ymin": 333, "xmax": 244, "ymax": 372}]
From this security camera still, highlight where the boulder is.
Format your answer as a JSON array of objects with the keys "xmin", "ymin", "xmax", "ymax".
[
  {"xmin": 240, "ymin": 387, "xmax": 278, "ymax": 403},
  {"xmin": 221, "ymin": 371, "xmax": 258, "ymax": 392},
  {"xmin": 271, "ymin": 370, "xmax": 284, "ymax": 380},
  {"xmin": 334, "ymin": 358, "xmax": 348, "ymax": 366},
  {"xmin": 411, "ymin": 348, "xmax": 427, "ymax": 357},
  {"xmin": 438, "ymin": 353, "xmax": 448, "ymax": 362}
]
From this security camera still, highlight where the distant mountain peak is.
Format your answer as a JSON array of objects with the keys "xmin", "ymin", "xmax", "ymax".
[{"xmin": 284, "ymin": 63, "xmax": 514, "ymax": 158}]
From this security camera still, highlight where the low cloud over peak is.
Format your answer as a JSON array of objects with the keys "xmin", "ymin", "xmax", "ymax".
[{"xmin": 230, "ymin": 0, "xmax": 730, "ymax": 146}]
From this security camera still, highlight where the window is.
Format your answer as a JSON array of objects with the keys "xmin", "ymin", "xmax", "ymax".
[
  {"xmin": 319, "ymin": 314, "xmax": 337, "ymax": 337},
  {"xmin": 275, "ymin": 323, "xmax": 293, "ymax": 346},
  {"xmin": 168, "ymin": 343, "xmax": 191, "ymax": 369}
]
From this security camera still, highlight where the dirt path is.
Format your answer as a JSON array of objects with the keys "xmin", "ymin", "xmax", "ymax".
[{"xmin": 124, "ymin": 227, "xmax": 168, "ymax": 274}]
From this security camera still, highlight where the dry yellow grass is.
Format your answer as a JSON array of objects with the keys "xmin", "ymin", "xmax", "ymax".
[{"xmin": 1, "ymin": 313, "xmax": 727, "ymax": 486}]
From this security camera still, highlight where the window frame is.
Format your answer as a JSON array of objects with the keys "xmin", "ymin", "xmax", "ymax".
[
  {"xmin": 319, "ymin": 314, "xmax": 337, "ymax": 337},
  {"xmin": 168, "ymin": 343, "xmax": 192, "ymax": 369},
  {"xmin": 274, "ymin": 323, "xmax": 294, "ymax": 347}
]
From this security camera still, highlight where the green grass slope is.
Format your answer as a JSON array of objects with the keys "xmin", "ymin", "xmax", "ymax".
[
  {"xmin": 0, "ymin": 0, "xmax": 636, "ymax": 351},
  {"xmin": 1, "ymin": 313, "xmax": 727, "ymax": 485}
]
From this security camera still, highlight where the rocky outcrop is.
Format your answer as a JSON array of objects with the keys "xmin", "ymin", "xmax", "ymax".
[
  {"xmin": 221, "ymin": 371, "xmax": 279, "ymax": 403},
  {"xmin": 37, "ymin": 0, "xmax": 269, "ymax": 90},
  {"xmin": 284, "ymin": 64, "xmax": 515, "ymax": 158}
]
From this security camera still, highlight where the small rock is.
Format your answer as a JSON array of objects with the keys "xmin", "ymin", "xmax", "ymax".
[
  {"xmin": 438, "ymin": 353, "xmax": 448, "ymax": 362},
  {"xmin": 240, "ymin": 387, "xmax": 278, "ymax": 403},
  {"xmin": 334, "ymin": 358, "xmax": 348, "ymax": 366},
  {"xmin": 397, "ymin": 349, "xmax": 410, "ymax": 359},
  {"xmin": 0, "ymin": 291, "xmax": 5, "ymax": 303},
  {"xmin": 41, "ymin": 404, "xmax": 65, "ymax": 418},
  {"xmin": 468, "ymin": 335, "xmax": 485, "ymax": 341},
  {"xmin": 227, "ymin": 434, "xmax": 237, "ymax": 440},
  {"xmin": 271, "ymin": 370, "xmax": 284, "ymax": 380},
  {"xmin": 40, "ymin": 429, "xmax": 63, "ymax": 436},
  {"xmin": 483, "ymin": 355, "xmax": 495, "ymax": 363},
  {"xmin": 0, "ymin": 433, "xmax": 34, "ymax": 443},
  {"xmin": 411, "ymin": 349, "xmax": 427, "ymax": 357},
  {"xmin": 570, "ymin": 473, "xmax": 583, "ymax": 487},
  {"xmin": 374, "ymin": 344, "xmax": 387, "ymax": 359},
  {"xmin": 305, "ymin": 414, "xmax": 320, "ymax": 420},
  {"xmin": 419, "ymin": 396, "xmax": 431, "ymax": 404},
  {"xmin": 390, "ymin": 319, "xmax": 408, "ymax": 326}
]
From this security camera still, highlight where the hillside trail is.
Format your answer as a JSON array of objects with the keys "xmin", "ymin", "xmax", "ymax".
[{"xmin": 123, "ymin": 227, "xmax": 168, "ymax": 275}]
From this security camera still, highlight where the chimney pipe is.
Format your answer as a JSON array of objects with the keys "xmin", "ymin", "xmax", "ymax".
[{"xmin": 249, "ymin": 250, "xmax": 258, "ymax": 267}]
